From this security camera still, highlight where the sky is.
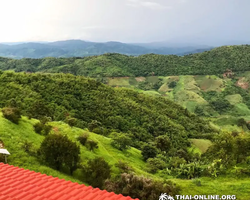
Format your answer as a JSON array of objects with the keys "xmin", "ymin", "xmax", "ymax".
[{"xmin": 0, "ymin": 0, "xmax": 249, "ymax": 45}]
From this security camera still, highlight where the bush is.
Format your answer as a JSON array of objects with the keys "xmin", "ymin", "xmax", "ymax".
[
  {"xmin": 168, "ymin": 81, "xmax": 177, "ymax": 88},
  {"xmin": 77, "ymin": 133, "xmax": 89, "ymax": 145},
  {"xmin": 86, "ymin": 140, "xmax": 98, "ymax": 151},
  {"xmin": 115, "ymin": 160, "xmax": 134, "ymax": 174},
  {"xmin": 34, "ymin": 122, "xmax": 43, "ymax": 134},
  {"xmin": 2, "ymin": 107, "xmax": 21, "ymax": 124},
  {"xmin": 147, "ymin": 157, "xmax": 167, "ymax": 173},
  {"xmin": 141, "ymin": 144, "xmax": 158, "ymax": 161},
  {"xmin": 65, "ymin": 117, "xmax": 77, "ymax": 127},
  {"xmin": 110, "ymin": 132, "xmax": 132, "ymax": 151},
  {"xmin": 155, "ymin": 135, "xmax": 171, "ymax": 152},
  {"xmin": 105, "ymin": 173, "xmax": 180, "ymax": 200},
  {"xmin": 34, "ymin": 122, "xmax": 52, "ymax": 136},
  {"xmin": 83, "ymin": 157, "xmax": 111, "ymax": 189},
  {"xmin": 38, "ymin": 134, "xmax": 80, "ymax": 174}
]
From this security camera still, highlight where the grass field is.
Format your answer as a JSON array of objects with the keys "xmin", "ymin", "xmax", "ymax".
[{"xmin": 1, "ymin": 114, "xmax": 250, "ymax": 198}]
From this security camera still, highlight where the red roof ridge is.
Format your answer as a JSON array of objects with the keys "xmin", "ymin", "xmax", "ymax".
[{"xmin": 0, "ymin": 163, "xmax": 139, "ymax": 200}]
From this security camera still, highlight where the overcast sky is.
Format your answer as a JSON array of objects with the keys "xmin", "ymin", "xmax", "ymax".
[{"xmin": 0, "ymin": 0, "xmax": 249, "ymax": 45}]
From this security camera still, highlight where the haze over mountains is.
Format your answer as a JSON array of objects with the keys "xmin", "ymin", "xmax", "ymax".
[{"xmin": 0, "ymin": 39, "xmax": 214, "ymax": 58}]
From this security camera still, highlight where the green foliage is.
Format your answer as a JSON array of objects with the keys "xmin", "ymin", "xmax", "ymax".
[
  {"xmin": 88, "ymin": 120, "xmax": 102, "ymax": 132},
  {"xmin": 168, "ymin": 81, "xmax": 177, "ymax": 88},
  {"xmin": 38, "ymin": 134, "xmax": 80, "ymax": 174},
  {"xmin": 21, "ymin": 140, "xmax": 33, "ymax": 153},
  {"xmin": 210, "ymin": 99, "xmax": 232, "ymax": 114},
  {"xmin": 146, "ymin": 157, "xmax": 167, "ymax": 173},
  {"xmin": 65, "ymin": 116, "xmax": 77, "ymax": 127},
  {"xmin": 110, "ymin": 132, "xmax": 132, "ymax": 151},
  {"xmin": 83, "ymin": 157, "xmax": 111, "ymax": 189},
  {"xmin": 77, "ymin": 133, "xmax": 89, "ymax": 146},
  {"xmin": 115, "ymin": 160, "xmax": 134, "ymax": 174},
  {"xmin": 141, "ymin": 144, "xmax": 158, "ymax": 161},
  {"xmin": 0, "ymin": 72, "xmax": 213, "ymax": 153},
  {"xmin": 155, "ymin": 135, "xmax": 171, "ymax": 152},
  {"xmin": 86, "ymin": 140, "xmax": 98, "ymax": 151},
  {"xmin": 2, "ymin": 107, "xmax": 21, "ymax": 124},
  {"xmin": 105, "ymin": 173, "xmax": 181, "ymax": 200},
  {"xmin": 2, "ymin": 45, "xmax": 250, "ymax": 77},
  {"xmin": 204, "ymin": 132, "xmax": 250, "ymax": 167},
  {"xmin": 34, "ymin": 122, "xmax": 52, "ymax": 136}
]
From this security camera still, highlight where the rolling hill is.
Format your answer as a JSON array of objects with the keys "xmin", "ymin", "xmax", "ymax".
[{"xmin": 0, "ymin": 45, "xmax": 249, "ymax": 78}]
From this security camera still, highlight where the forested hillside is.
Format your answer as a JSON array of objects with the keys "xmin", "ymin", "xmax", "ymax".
[
  {"xmin": 1, "ymin": 71, "xmax": 250, "ymax": 199},
  {"xmin": 0, "ymin": 71, "xmax": 213, "ymax": 142},
  {"xmin": 0, "ymin": 45, "xmax": 249, "ymax": 77}
]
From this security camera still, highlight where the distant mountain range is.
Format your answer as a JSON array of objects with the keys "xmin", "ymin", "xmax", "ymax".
[{"xmin": 0, "ymin": 39, "xmax": 213, "ymax": 58}]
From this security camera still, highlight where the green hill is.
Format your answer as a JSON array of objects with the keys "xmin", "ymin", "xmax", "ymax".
[
  {"xmin": 0, "ymin": 45, "xmax": 250, "ymax": 77},
  {"xmin": 1, "ymin": 112, "xmax": 250, "ymax": 199},
  {"xmin": 0, "ymin": 71, "xmax": 250, "ymax": 199},
  {"xmin": 105, "ymin": 72, "xmax": 250, "ymax": 129}
]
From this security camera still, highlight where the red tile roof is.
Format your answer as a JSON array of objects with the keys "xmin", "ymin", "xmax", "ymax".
[{"xmin": 0, "ymin": 163, "xmax": 139, "ymax": 200}]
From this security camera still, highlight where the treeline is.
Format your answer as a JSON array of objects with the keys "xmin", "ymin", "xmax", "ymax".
[{"xmin": 0, "ymin": 45, "xmax": 250, "ymax": 77}]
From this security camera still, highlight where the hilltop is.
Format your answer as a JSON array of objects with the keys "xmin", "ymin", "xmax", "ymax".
[{"xmin": 0, "ymin": 45, "xmax": 249, "ymax": 77}]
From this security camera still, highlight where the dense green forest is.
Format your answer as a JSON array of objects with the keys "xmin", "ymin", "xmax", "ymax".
[
  {"xmin": 0, "ymin": 71, "xmax": 213, "ymax": 145},
  {"xmin": 0, "ymin": 45, "xmax": 249, "ymax": 77}
]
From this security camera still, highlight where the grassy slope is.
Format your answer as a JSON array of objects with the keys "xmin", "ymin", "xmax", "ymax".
[
  {"xmin": 106, "ymin": 73, "xmax": 250, "ymax": 129},
  {"xmin": 0, "ymin": 113, "xmax": 83, "ymax": 184},
  {"xmin": 1, "ymin": 114, "xmax": 250, "ymax": 198}
]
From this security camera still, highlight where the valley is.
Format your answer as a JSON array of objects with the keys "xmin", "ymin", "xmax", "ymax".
[{"xmin": 0, "ymin": 46, "xmax": 250, "ymax": 199}]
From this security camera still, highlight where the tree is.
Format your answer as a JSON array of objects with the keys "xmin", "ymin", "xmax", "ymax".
[
  {"xmin": 155, "ymin": 135, "xmax": 171, "ymax": 153},
  {"xmin": 105, "ymin": 173, "xmax": 180, "ymax": 200},
  {"xmin": 84, "ymin": 157, "xmax": 111, "ymax": 189},
  {"xmin": 28, "ymin": 100, "xmax": 52, "ymax": 119},
  {"xmin": 110, "ymin": 132, "xmax": 132, "ymax": 151},
  {"xmin": 38, "ymin": 134, "xmax": 80, "ymax": 174},
  {"xmin": 88, "ymin": 120, "xmax": 102, "ymax": 132},
  {"xmin": 168, "ymin": 81, "xmax": 177, "ymax": 88},
  {"xmin": 141, "ymin": 144, "xmax": 158, "ymax": 161},
  {"xmin": 86, "ymin": 140, "xmax": 98, "ymax": 151},
  {"xmin": 2, "ymin": 107, "xmax": 21, "ymax": 124},
  {"xmin": 77, "ymin": 133, "xmax": 89, "ymax": 145}
]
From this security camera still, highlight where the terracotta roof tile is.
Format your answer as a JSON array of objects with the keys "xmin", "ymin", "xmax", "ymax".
[{"xmin": 0, "ymin": 163, "xmax": 139, "ymax": 200}]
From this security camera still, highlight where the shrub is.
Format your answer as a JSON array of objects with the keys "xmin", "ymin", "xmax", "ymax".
[
  {"xmin": 105, "ymin": 173, "xmax": 180, "ymax": 200},
  {"xmin": 168, "ymin": 81, "xmax": 177, "ymax": 88},
  {"xmin": 141, "ymin": 144, "xmax": 158, "ymax": 161},
  {"xmin": 83, "ymin": 157, "xmax": 111, "ymax": 189},
  {"xmin": 147, "ymin": 157, "xmax": 167, "ymax": 173},
  {"xmin": 34, "ymin": 122, "xmax": 43, "ymax": 134},
  {"xmin": 86, "ymin": 140, "xmax": 98, "ymax": 151},
  {"xmin": 155, "ymin": 135, "xmax": 171, "ymax": 152},
  {"xmin": 34, "ymin": 122, "xmax": 52, "ymax": 136},
  {"xmin": 115, "ymin": 160, "xmax": 134, "ymax": 174},
  {"xmin": 38, "ymin": 134, "xmax": 80, "ymax": 174},
  {"xmin": 110, "ymin": 132, "xmax": 132, "ymax": 151},
  {"xmin": 66, "ymin": 117, "xmax": 77, "ymax": 127},
  {"xmin": 2, "ymin": 107, "xmax": 21, "ymax": 124},
  {"xmin": 77, "ymin": 133, "xmax": 89, "ymax": 145}
]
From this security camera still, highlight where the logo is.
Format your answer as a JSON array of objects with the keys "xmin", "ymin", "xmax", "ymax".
[{"xmin": 159, "ymin": 193, "xmax": 175, "ymax": 200}]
